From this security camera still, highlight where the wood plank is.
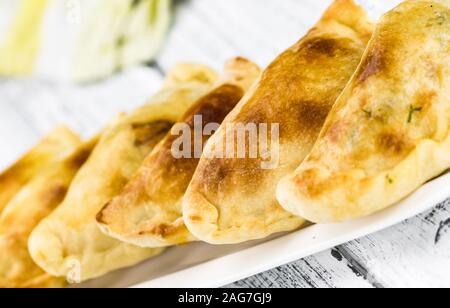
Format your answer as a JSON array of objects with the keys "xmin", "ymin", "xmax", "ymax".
[
  {"xmin": 158, "ymin": 0, "xmax": 404, "ymax": 73},
  {"xmin": 0, "ymin": 0, "xmax": 448, "ymax": 288},
  {"xmin": 229, "ymin": 199, "xmax": 450, "ymax": 288},
  {"xmin": 227, "ymin": 249, "xmax": 374, "ymax": 288},
  {"xmin": 0, "ymin": 67, "xmax": 163, "ymax": 169},
  {"xmin": 158, "ymin": 0, "xmax": 332, "ymax": 72},
  {"xmin": 337, "ymin": 199, "xmax": 450, "ymax": 288}
]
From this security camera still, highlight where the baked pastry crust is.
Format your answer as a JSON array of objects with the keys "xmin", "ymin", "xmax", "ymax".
[
  {"xmin": 183, "ymin": 0, "xmax": 374, "ymax": 244},
  {"xmin": 0, "ymin": 135, "xmax": 96, "ymax": 288},
  {"xmin": 0, "ymin": 127, "xmax": 81, "ymax": 214},
  {"xmin": 28, "ymin": 64, "xmax": 218, "ymax": 282},
  {"xmin": 96, "ymin": 58, "xmax": 261, "ymax": 248},
  {"xmin": 278, "ymin": 0, "xmax": 450, "ymax": 223}
]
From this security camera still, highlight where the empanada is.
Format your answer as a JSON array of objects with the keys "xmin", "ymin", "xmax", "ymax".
[
  {"xmin": 183, "ymin": 0, "xmax": 374, "ymax": 244},
  {"xmin": 96, "ymin": 58, "xmax": 261, "ymax": 248},
  {"xmin": 277, "ymin": 0, "xmax": 450, "ymax": 223},
  {"xmin": 0, "ymin": 126, "xmax": 81, "ymax": 214},
  {"xmin": 28, "ymin": 64, "xmax": 218, "ymax": 282},
  {"xmin": 0, "ymin": 137, "xmax": 97, "ymax": 288}
]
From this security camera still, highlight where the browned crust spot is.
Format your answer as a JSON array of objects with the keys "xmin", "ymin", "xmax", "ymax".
[
  {"xmin": 132, "ymin": 121, "xmax": 174, "ymax": 147},
  {"xmin": 301, "ymin": 37, "xmax": 351, "ymax": 58},
  {"xmin": 96, "ymin": 202, "xmax": 110, "ymax": 224},
  {"xmin": 376, "ymin": 132, "xmax": 407, "ymax": 156},
  {"xmin": 357, "ymin": 46, "xmax": 386, "ymax": 83},
  {"xmin": 183, "ymin": 84, "xmax": 244, "ymax": 126},
  {"xmin": 188, "ymin": 215, "xmax": 203, "ymax": 222},
  {"xmin": 66, "ymin": 148, "xmax": 92, "ymax": 169},
  {"xmin": 153, "ymin": 84, "xmax": 245, "ymax": 186},
  {"xmin": 290, "ymin": 100, "xmax": 334, "ymax": 137},
  {"xmin": 294, "ymin": 168, "xmax": 323, "ymax": 197},
  {"xmin": 41, "ymin": 185, "xmax": 68, "ymax": 206},
  {"xmin": 414, "ymin": 90, "xmax": 437, "ymax": 112},
  {"xmin": 326, "ymin": 121, "xmax": 346, "ymax": 144},
  {"xmin": 141, "ymin": 223, "xmax": 178, "ymax": 237}
]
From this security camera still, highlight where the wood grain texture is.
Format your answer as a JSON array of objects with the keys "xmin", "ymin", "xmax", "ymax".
[
  {"xmin": 0, "ymin": 0, "xmax": 448, "ymax": 288},
  {"xmin": 338, "ymin": 198, "xmax": 450, "ymax": 288},
  {"xmin": 159, "ymin": 0, "xmax": 332, "ymax": 73},
  {"xmin": 229, "ymin": 198, "xmax": 450, "ymax": 288},
  {"xmin": 0, "ymin": 68, "xmax": 163, "ymax": 170},
  {"xmin": 227, "ymin": 248, "xmax": 374, "ymax": 288}
]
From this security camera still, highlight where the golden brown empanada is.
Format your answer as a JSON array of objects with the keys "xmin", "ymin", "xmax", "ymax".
[
  {"xmin": 0, "ymin": 127, "xmax": 81, "ymax": 214},
  {"xmin": 277, "ymin": 0, "xmax": 450, "ymax": 223},
  {"xmin": 96, "ymin": 58, "xmax": 261, "ymax": 248},
  {"xmin": 183, "ymin": 0, "xmax": 374, "ymax": 244},
  {"xmin": 28, "ymin": 64, "xmax": 218, "ymax": 282},
  {"xmin": 0, "ymin": 137, "xmax": 97, "ymax": 288}
]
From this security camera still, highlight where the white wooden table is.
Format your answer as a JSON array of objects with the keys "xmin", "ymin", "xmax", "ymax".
[{"xmin": 1, "ymin": 0, "xmax": 449, "ymax": 288}]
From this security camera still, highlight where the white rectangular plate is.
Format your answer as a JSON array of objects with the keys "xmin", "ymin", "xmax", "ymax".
[
  {"xmin": 75, "ymin": 0, "xmax": 448, "ymax": 288},
  {"xmin": 75, "ymin": 172, "xmax": 450, "ymax": 288}
]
